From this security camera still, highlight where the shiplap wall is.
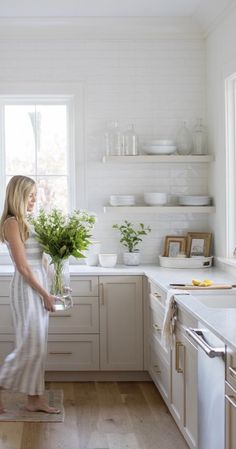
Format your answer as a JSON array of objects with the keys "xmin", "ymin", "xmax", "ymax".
[{"xmin": 0, "ymin": 19, "xmax": 210, "ymax": 263}]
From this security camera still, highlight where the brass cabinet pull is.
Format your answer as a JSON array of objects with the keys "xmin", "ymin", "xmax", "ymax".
[
  {"xmin": 153, "ymin": 364, "xmax": 161, "ymax": 374},
  {"xmin": 154, "ymin": 292, "xmax": 162, "ymax": 299},
  {"xmin": 153, "ymin": 323, "xmax": 162, "ymax": 332},
  {"xmin": 99, "ymin": 283, "xmax": 105, "ymax": 305},
  {"xmin": 175, "ymin": 341, "xmax": 184, "ymax": 373},
  {"xmin": 229, "ymin": 366, "xmax": 236, "ymax": 379},
  {"xmin": 49, "ymin": 351, "xmax": 72, "ymax": 355},
  {"xmin": 225, "ymin": 394, "xmax": 236, "ymax": 409},
  {"xmin": 51, "ymin": 314, "xmax": 71, "ymax": 318}
]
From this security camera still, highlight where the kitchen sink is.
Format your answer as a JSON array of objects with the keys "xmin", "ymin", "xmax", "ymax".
[{"xmin": 194, "ymin": 294, "xmax": 236, "ymax": 309}]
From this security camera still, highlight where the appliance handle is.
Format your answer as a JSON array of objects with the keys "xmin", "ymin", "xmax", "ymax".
[{"xmin": 186, "ymin": 328, "xmax": 225, "ymax": 358}]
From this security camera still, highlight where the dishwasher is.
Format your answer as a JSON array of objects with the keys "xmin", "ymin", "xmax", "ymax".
[{"xmin": 186, "ymin": 323, "xmax": 225, "ymax": 449}]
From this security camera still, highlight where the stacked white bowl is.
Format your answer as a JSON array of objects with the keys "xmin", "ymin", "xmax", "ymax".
[
  {"xmin": 109, "ymin": 195, "xmax": 136, "ymax": 206},
  {"xmin": 144, "ymin": 192, "xmax": 168, "ymax": 206},
  {"xmin": 178, "ymin": 195, "xmax": 211, "ymax": 206},
  {"xmin": 143, "ymin": 139, "xmax": 177, "ymax": 155}
]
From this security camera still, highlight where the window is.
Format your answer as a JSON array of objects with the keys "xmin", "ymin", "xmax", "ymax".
[
  {"xmin": 0, "ymin": 97, "xmax": 74, "ymax": 213},
  {"xmin": 225, "ymin": 73, "xmax": 236, "ymax": 257}
]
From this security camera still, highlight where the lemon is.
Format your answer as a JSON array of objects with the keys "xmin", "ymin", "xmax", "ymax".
[
  {"xmin": 192, "ymin": 279, "xmax": 202, "ymax": 286},
  {"xmin": 199, "ymin": 279, "xmax": 213, "ymax": 287}
]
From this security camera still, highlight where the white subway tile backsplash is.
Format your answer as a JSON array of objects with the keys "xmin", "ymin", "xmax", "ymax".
[{"xmin": 0, "ymin": 23, "xmax": 209, "ymax": 263}]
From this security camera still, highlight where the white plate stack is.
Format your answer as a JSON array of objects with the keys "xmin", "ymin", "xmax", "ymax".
[
  {"xmin": 109, "ymin": 195, "xmax": 136, "ymax": 206},
  {"xmin": 178, "ymin": 195, "xmax": 211, "ymax": 206},
  {"xmin": 142, "ymin": 139, "xmax": 177, "ymax": 155}
]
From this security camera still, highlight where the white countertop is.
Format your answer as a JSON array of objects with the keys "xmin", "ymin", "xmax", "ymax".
[{"xmin": 1, "ymin": 263, "xmax": 236, "ymax": 349}]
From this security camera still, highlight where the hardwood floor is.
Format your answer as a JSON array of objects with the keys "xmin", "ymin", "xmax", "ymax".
[{"xmin": 0, "ymin": 381, "xmax": 189, "ymax": 449}]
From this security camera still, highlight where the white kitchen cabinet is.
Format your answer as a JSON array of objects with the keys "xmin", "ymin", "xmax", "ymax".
[
  {"xmin": 0, "ymin": 275, "xmax": 100, "ymax": 372},
  {"xmin": 99, "ymin": 275, "xmax": 143, "ymax": 370},
  {"xmin": 170, "ymin": 309, "xmax": 198, "ymax": 449}
]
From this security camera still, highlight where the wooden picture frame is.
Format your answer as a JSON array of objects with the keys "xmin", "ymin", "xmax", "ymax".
[
  {"xmin": 163, "ymin": 235, "xmax": 187, "ymax": 257},
  {"xmin": 187, "ymin": 232, "xmax": 212, "ymax": 257}
]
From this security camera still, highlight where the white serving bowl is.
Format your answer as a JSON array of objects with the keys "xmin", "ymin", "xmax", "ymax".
[
  {"xmin": 99, "ymin": 253, "xmax": 117, "ymax": 268},
  {"xmin": 143, "ymin": 145, "xmax": 177, "ymax": 155},
  {"xmin": 144, "ymin": 192, "xmax": 168, "ymax": 206}
]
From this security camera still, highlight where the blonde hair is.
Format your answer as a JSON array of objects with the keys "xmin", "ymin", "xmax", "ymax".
[{"xmin": 0, "ymin": 175, "xmax": 36, "ymax": 242}]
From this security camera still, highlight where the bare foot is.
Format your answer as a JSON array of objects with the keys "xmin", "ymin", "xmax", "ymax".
[
  {"xmin": 25, "ymin": 401, "xmax": 60, "ymax": 414},
  {"xmin": 0, "ymin": 405, "xmax": 5, "ymax": 414}
]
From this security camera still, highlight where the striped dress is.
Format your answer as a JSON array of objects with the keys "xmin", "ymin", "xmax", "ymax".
[{"xmin": 0, "ymin": 222, "xmax": 49, "ymax": 395}]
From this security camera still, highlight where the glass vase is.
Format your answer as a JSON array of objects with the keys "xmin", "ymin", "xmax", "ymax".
[{"xmin": 49, "ymin": 259, "xmax": 73, "ymax": 311}]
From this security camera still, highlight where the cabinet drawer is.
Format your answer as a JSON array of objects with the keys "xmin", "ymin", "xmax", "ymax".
[
  {"xmin": 49, "ymin": 297, "xmax": 99, "ymax": 334},
  {"xmin": 0, "ymin": 278, "xmax": 11, "ymax": 296},
  {"xmin": 149, "ymin": 339, "xmax": 170, "ymax": 404},
  {"xmin": 148, "ymin": 280, "xmax": 167, "ymax": 306},
  {"xmin": 70, "ymin": 277, "xmax": 98, "ymax": 296},
  {"xmin": 46, "ymin": 334, "xmax": 99, "ymax": 371},
  {"xmin": 226, "ymin": 347, "xmax": 236, "ymax": 391},
  {"xmin": 149, "ymin": 297, "xmax": 164, "ymax": 339}
]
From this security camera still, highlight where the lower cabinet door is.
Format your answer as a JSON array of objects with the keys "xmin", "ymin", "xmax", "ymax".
[
  {"xmin": 46, "ymin": 334, "xmax": 99, "ymax": 371},
  {"xmin": 99, "ymin": 276, "xmax": 143, "ymax": 370}
]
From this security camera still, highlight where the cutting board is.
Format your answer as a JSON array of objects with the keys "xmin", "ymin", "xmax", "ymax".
[{"xmin": 171, "ymin": 284, "xmax": 234, "ymax": 290}]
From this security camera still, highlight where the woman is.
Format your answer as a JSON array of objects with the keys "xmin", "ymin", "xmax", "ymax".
[{"xmin": 0, "ymin": 175, "xmax": 60, "ymax": 414}]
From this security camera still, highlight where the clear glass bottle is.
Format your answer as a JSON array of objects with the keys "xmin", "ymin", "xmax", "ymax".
[
  {"xmin": 104, "ymin": 121, "xmax": 114, "ymax": 156},
  {"xmin": 176, "ymin": 120, "xmax": 193, "ymax": 155},
  {"xmin": 192, "ymin": 118, "xmax": 207, "ymax": 155},
  {"xmin": 122, "ymin": 124, "xmax": 138, "ymax": 155},
  {"xmin": 104, "ymin": 120, "xmax": 122, "ymax": 156}
]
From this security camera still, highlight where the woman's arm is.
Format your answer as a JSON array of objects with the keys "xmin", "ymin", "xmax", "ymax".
[{"xmin": 4, "ymin": 218, "xmax": 55, "ymax": 312}]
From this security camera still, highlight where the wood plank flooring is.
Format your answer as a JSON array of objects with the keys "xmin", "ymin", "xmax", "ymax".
[{"xmin": 0, "ymin": 382, "xmax": 189, "ymax": 449}]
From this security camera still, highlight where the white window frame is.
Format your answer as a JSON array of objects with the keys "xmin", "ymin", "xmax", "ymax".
[
  {"xmin": 0, "ymin": 81, "xmax": 86, "ymax": 263},
  {"xmin": 225, "ymin": 73, "xmax": 236, "ymax": 257}
]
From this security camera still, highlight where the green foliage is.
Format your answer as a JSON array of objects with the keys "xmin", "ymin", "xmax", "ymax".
[
  {"xmin": 30, "ymin": 208, "xmax": 96, "ymax": 263},
  {"xmin": 112, "ymin": 220, "xmax": 151, "ymax": 253}
]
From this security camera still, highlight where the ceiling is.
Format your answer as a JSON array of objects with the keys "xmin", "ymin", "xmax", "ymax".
[{"xmin": 0, "ymin": 0, "xmax": 234, "ymax": 31}]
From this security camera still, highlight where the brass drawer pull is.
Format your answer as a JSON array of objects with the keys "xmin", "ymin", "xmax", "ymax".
[
  {"xmin": 229, "ymin": 366, "xmax": 236, "ymax": 379},
  {"xmin": 51, "ymin": 314, "xmax": 71, "ymax": 317},
  {"xmin": 153, "ymin": 323, "xmax": 162, "ymax": 332},
  {"xmin": 154, "ymin": 292, "xmax": 162, "ymax": 299},
  {"xmin": 225, "ymin": 394, "xmax": 236, "ymax": 409},
  {"xmin": 100, "ymin": 283, "xmax": 105, "ymax": 305},
  {"xmin": 175, "ymin": 341, "xmax": 184, "ymax": 373},
  {"xmin": 49, "ymin": 351, "xmax": 72, "ymax": 355},
  {"xmin": 153, "ymin": 364, "xmax": 161, "ymax": 374}
]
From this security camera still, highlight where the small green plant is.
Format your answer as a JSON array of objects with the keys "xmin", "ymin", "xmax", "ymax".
[{"xmin": 113, "ymin": 220, "xmax": 151, "ymax": 253}]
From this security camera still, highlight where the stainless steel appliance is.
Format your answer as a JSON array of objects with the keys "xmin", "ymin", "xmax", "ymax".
[{"xmin": 186, "ymin": 324, "xmax": 225, "ymax": 449}]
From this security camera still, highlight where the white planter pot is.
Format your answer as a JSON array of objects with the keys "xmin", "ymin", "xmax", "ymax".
[{"xmin": 123, "ymin": 252, "xmax": 140, "ymax": 266}]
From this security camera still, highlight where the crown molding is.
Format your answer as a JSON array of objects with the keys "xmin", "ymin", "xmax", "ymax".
[
  {"xmin": 193, "ymin": 0, "xmax": 236, "ymax": 37},
  {"xmin": 0, "ymin": 17, "xmax": 204, "ymax": 41}
]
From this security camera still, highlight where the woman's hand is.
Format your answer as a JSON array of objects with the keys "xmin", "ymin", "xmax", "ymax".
[{"xmin": 42, "ymin": 293, "xmax": 56, "ymax": 312}]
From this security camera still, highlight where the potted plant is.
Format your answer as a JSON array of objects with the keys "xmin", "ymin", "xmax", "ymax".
[{"xmin": 112, "ymin": 220, "xmax": 151, "ymax": 266}]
